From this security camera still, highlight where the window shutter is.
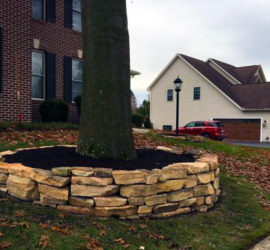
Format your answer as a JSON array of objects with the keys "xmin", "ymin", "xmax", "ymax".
[
  {"xmin": 45, "ymin": 52, "xmax": 56, "ymax": 100},
  {"xmin": 64, "ymin": 0, "xmax": 72, "ymax": 28},
  {"xmin": 46, "ymin": 0, "xmax": 56, "ymax": 23},
  {"xmin": 0, "ymin": 27, "xmax": 2, "ymax": 93},
  {"xmin": 63, "ymin": 56, "xmax": 72, "ymax": 103}
]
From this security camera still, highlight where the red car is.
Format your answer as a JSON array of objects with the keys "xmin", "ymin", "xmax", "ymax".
[{"xmin": 176, "ymin": 121, "xmax": 227, "ymax": 140}]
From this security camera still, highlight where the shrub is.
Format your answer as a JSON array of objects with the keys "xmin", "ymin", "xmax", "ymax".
[
  {"xmin": 74, "ymin": 95, "xmax": 81, "ymax": 116},
  {"xmin": 131, "ymin": 114, "xmax": 143, "ymax": 128},
  {"xmin": 144, "ymin": 117, "xmax": 153, "ymax": 129},
  {"xmin": 39, "ymin": 99, "xmax": 69, "ymax": 122}
]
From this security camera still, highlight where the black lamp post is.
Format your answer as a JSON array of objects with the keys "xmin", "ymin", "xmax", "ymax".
[{"xmin": 174, "ymin": 76, "xmax": 183, "ymax": 136}]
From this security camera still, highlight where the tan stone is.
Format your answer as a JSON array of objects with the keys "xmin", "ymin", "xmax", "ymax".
[
  {"xmin": 30, "ymin": 169, "xmax": 70, "ymax": 187},
  {"xmin": 197, "ymin": 173, "xmax": 211, "ymax": 184},
  {"xmin": 151, "ymin": 207, "xmax": 191, "ymax": 218},
  {"xmin": 213, "ymin": 178, "xmax": 219, "ymax": 190},
  {"xmin": 210, "ymin": 171, "xmax": 215, "ymax": 181},
  {"xmin": 159, "ymin": 168, "xmax": 187, "ymax": 181},
  {"xmin": 185, "ymin": 175, "xmax": 198, "ymax": 188},
  {"xmin": 94, "ymin": 168, "xmax": 112, "ymax": 177},
  {"xmin": 157, "ymin": 179, "xmax": 186, "ymax": 193},
  {"xmin": 169, "ymin": 162, "xmax": 209, "ymax": 174},
  {"xmin": 195, "ymin": 205, "xmax": 208, "ymax": 212},
  {"xmin": 128, "ymin": 197, "xmax": 144, "ymax": 206},
  {"xmin": 195, "ymin": 196, "xmax": 205, "ymax": 206},
  {"xmin": 72, "ymin": 167, "xmax": 94, "ymax": 177},
  {"xmin": 197, "ymin": 154, "xmax": 218, "ymax": 170},
  {"xmin": 0, "ymin": 163, "xmax": 9, "ymax": 174},
  {"xmin": 153, "ymin": 203, "xmax": 179, "ymax": 214},
  {"xmin": 0, "ymin": 173, "xmax": 8, "ymax": 184},
  {"xmin": 178, "ymin": 198, "xmax": 197, "ymax": 208},
  {"xmin": 8, "ymin": 164, "xmax": 33, "ymax": 178},
  {"xmin": 71, "ymin": 176, "xmax": 113, "ymax": 186},
  {"xmin": 205, "ymin": 195, "xmax": 216, "ymax": 205},
  {"xmin": 113, "ymin": 170, "xmax": 147, "ymax": 185},
  {"xmin": 7, "ymin": 175, "xmax": 38, "ymax": 200},
  {"xmin": 0, "ymin": 150, "xmax": 16, "ymax": 157},
  {"xmin": 215, "ymin": 168, "xmax": 220, "ymax": 177},
  {"xmin": 71, "ymin": 184, "xmax": 119, "ymax": 197},
  {"xmin": 33, "ymin": 200, "xmax": 57, "ymax": 208},
  {"xmin": 168, "ymin": 189, "xmax": 193, "ymax": 202},
  {"xmin": 52, "ymin": 167, "xmax": 72, "ymax": 177},
  {"xmin": 94, "ymin": 197, "xmax": 127, "ymax": 207},
  {"xmin": 38, "ymin": 184, "xmax": 69, "ymax": 201},
  {"xmin": 0, "ymin": 185, "xmax": 7, "ymax": 193},
  {"xmin": 194, "ymin": 184, "xmax": 214, "ymax": 196},
  {"xmin": 69, "ymin": 196, "xmax": 94, "ymax": 208},
  {"xmin": 138, "ymin": 206, "xmax": 152, "ymax": 214},
  {"xmin": 145, "ymin": 174, "xmax": 159, "ymax": 184},
  {"xmin": 144, "ymin": 194, "xmax": 167, "ymax": 206},
  {"xmin": 120, "ymin": 184, "xmax": 157, "ymax": 197},
  {"xmin": 95, "ymin": 205, "xmax": 136, "ymax": 217},
  {"xmin": 40, "ymin": 193, "xmax": 66, "ymax": 205},
  {"xmin": 57, "ymin": 205, "xmax": 94, "ymax": 215},
  {"xmin": 156, "ymin": 146, "xmax": 173, "ymax": 152},
  {"xmin": 216, "ymin": 189, "xmax": 221, "ymax": 196}
]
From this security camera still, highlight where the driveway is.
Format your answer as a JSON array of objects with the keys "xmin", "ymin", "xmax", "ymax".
[{"xmin": 227, "ymin": 141, "xmax": 270, "ymax": 148}]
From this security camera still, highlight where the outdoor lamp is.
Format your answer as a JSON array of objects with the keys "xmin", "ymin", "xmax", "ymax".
[{"xmin": 174, "ymin": 76, "xmax": 183, "ymax": 136}]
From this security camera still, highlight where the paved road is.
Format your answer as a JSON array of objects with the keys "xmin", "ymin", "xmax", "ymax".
[
  {"xmin": 227, "ymin": 141, "xmax": 270, "ymax": 148},
  {"xmin": 250, "ymin": 236, "xmax": 270, "ymax": 250}
]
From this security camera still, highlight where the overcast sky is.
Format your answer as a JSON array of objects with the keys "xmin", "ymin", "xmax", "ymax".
[{"xmin": 126, "ymin": 0, "xmax": 270, "ymax": 105}]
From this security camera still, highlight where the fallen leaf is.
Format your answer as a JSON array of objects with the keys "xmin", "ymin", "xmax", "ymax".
[
  {"xmin": 139, "ymin": 224, "xmax": 147, "ymax": 229},
  {"xmin": 0, "ymin": 232, "xmax": 4, "ymax": 237},
  {"xmin": 128, "ymin": 226, "xmax": 137, "ymax": 232},
  {"xmin": 39, "ymin": 235, "xmax": 51, "ymax": 249},
  {"xmin": 15, "ymin": 211, "xmax": 25, "ymax": 217},
  {"xmin": 148, "ymin": 234, "xmax": 165, "ymax": 240},
  {"xmin": 0, "ymin": 241, "xmax": 12, "ymax": 249},
  {"xmin": 114, "ymin": 238, "xmax": 126, "ymax": 244},
  {"xmin": 98, "ymin": 230, "xmax": 106, "ymax": 237}
]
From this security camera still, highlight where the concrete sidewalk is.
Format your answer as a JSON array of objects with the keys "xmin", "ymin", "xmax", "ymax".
[{"xmin": 250, "ymin": 236, "xmax": 270, "ymax": 250}]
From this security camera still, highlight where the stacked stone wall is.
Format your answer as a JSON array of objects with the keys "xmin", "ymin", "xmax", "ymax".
[{"xmin": 0, "ymin": 147, "xmax": 220, "ymax": 219}]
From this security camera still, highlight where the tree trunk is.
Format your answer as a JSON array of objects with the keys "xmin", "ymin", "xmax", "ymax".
[{"xmin": 77, "ymin": 0, "xmax": 136, "ymax": 160}]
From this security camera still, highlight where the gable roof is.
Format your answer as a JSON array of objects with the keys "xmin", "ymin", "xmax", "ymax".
[{"xmin": 148, "ymin": 53, "xmax": 270, "ymax": 110}]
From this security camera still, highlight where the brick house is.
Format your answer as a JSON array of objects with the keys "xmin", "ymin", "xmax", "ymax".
[{"xmin": 0, "ymin": 0, "xmax": 139, "ymax": 123}]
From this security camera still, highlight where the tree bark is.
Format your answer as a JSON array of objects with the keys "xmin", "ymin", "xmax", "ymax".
[{"xmin": 77, "ymin": 0, "xmax": 137, "ymax": 160}]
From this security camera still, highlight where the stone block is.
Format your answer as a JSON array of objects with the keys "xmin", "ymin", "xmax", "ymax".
[
  {"xmin": 71, "ymin": 176, "xmax": 113, "ymax": 186},
  {"xmin": 145, "ymin": 174, "xmax": 159, "ymax": 184},
  {"xmin": 138, "ymin": 206, "xmax": 153, "ymax": 215},
  {"xmin": 8, "ymin": 164, "xmax": 33, "ymax": 178},
  {"xmin": 38, "ymin": 184, "xmax": 69, "ymax": 201},
  {"xmin": 120, "ymin": 184, "xmax": 157, "ymax": 197},
  {"xmin": 153, "ymin": 203, "xmax": 179, "ymax": 214},
  {"xmin": 0, "ymin": 163, "xmax": 9, "ymax": 174},
  {"xmin": 194, "ymin": 184, "xmax": 214, "ymax": 196},
  {"xmin": 128, "ymin": 197, "xmax": 144, "ymax": 206},
  {"xmin": 95, "ymin": 205, "xmax": 136, "ymax": 217},
  {"xmin": 69, "ymin": 196, "xmax": 94, "ymax": 208},
  {"xmin": 195, "ymin": 205, "xmax": 208, "ymax": 212},
  {"xmin": 71, "ymin": 184, "xmax": 119, "ymax": 197},
  {"xmin": 0, "ymin": 173, "xmax": 8, "ymax": 184},
  {"xmin": 113, "ymin": 170, "xmax": 147, "ymax": 185},
  {"xmin": 197, "ymin": 173, "xmax": 211, "ymax": 184},
  {"xmin": 178, "ymin": 198, "xmax": 197, "ymax": 208},
  {"xmin": 151, "ymin": 207, "xmax": 191, "ymax": 218},
  {"xmin": 159, "ymin": 168, "xmax": 187, "ymax": 181},
  {"xmin": 156, "ymin": 146, "xmax": 172, "ymax": 152},
  {"xmin": 0, "ymin": 185, "xmax": 7, "ymax": 193},
  {"xmin": 7, "ymin": 175, "xmax": 38, "ymax": 200},
  {"xmin": 168, "ymin": 189, "xmax": 193, "ymax": 202},
  {"xmin": 57, "ymin": 205, "xmax": 94, "ymax": 215},
  {"xmin": 94, "ymin": 197, "xmax": 127, "ymax": 207},
  {"xmin": 209, "ymin": 171, "xmax": 215, "ymax": 181},
  {"xmin": 197, "ymin": 154, "xmax": 218, "ymax": 170},
  {"xmin": 52, "ymin": 167, "xmax": 72, "ymax": 177},
  {"xmin": 40, "ymin": 193, "xmax": 66, "ymax": 205},
  {"xmin": 185, "ymin": 175, "xmax": 198, "ymax": 188},
  {"xmin": 144, "ymin": 194, "xmax": 167, "ymax": 206},
  {"xmin": 72, "ymin": 167, "xmax": 94, "ymax": 177},
  {"xmin": 213, "ymin": 178, "xmax": 219, "ymax": 190},
  {"xmin": 94, "ymin": 168, "xmax": 112, "ymax": 178},
  {"xmin": 205, "ymin": 195, "xmax": 216, "ymax": 205},
  {"xmin": 156, "ymin": 179, "xmax": 186, "ymax": 193},
  {"xmin": 195, "ymin": 196, "xmax": 205, "ymax": 206},
  {"xmin": 215, "ymin": 168, "xmax": 220, "ymax": 177}
]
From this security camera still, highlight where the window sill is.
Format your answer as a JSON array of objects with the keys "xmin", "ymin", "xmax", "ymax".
[{"xmin": 32, "ymin": 98, "xmax": 45, "ymax": 101}]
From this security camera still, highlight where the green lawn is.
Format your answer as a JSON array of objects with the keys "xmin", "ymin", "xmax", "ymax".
[{"xmin": 0, "ymin": 129, "xmax": 269, "ymax": 249}]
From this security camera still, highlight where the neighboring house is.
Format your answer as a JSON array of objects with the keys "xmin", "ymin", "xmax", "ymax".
[
  {"xmin": 0, "ymin": 0, "xmax": 139, "ymax": 122},
  {"xmin": 148, "ymin": 54, "xmax": 270, "ymax": 142}
]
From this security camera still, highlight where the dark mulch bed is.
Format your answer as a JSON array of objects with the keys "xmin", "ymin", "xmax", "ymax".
[{"xmin": 4, "ymin": 146, "xmax": 195, "ymax": 171}]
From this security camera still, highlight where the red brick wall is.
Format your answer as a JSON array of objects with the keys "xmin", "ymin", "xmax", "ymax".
[{"xmin": 0, "ymin": 0, "xmax": 82, "ymax": 122}]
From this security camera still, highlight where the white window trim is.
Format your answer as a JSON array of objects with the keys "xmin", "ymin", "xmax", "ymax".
[{"xmin": 32, "ymin": 50, "xmax": 46, "ymax": 100}]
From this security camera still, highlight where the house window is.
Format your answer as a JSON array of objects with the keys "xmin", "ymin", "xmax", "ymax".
[
  {"xmin": 32, "ymin": 0, "xmax": 45, "ymax": 20},
  {"xmin": 32, "ymin": 51, "xmax": 45, "ymax": 99},
  {"xmin": 72, "ymin": 59, "xmax": 83, "ymax": 100},
  {"xmin": 167, "ymin": 89, "xmax": 173, "ymax": 101},
  {"xmin": 73, "ymin": 0, "xmax": 82, "ymax": 32},
  {"xmin": 193, "ymin": 87, "xmax": 201, "ymax": 100}
]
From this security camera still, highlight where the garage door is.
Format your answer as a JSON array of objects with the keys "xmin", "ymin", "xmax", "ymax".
[{"xmin": 213, "ymin": 119, "xmax": 261, "ymax": 141}]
